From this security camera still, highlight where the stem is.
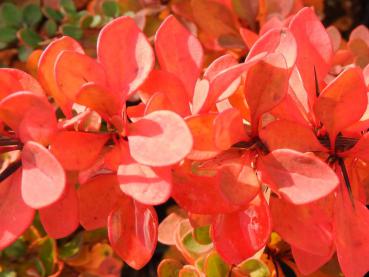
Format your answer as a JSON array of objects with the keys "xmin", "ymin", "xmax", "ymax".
[
  {"xmin": 337, "ymin": 157, "xmax": 355, "ymax": 208},
  {"xmin": 0, "ymin": 160, "xmax": 22, "ymax": 183}
]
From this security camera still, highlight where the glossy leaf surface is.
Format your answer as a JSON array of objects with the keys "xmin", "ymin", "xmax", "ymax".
[{"xmin": 108, "ymin": 197, "xmax": 158, "ymax": 270}]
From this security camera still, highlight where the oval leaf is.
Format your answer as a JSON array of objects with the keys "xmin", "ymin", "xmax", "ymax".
[
  {"xmin": 108, "ymin": 197, "xmax": 158, "ymax": 270},
  {"xmin": 97, "ymin": 16, "xmax": 154, "ymax": 97},
  {"xmin": 21, "ymin": 141, "xmax": 66, "ymax": 209},
  {"xmin": 258, "ymin": 149, "xmax": 339, "ymax": 204},
  {"xmin": 155, "ymin": 15, "xmax": 203, "ymax": 99},
  {"xmin": 128, "ymin": 110, "xmax": 193, "ymax": 167}
]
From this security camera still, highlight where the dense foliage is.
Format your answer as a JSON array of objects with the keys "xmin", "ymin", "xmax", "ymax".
[{"xmin": 1, "ymin": 0, "xmax": 369, "ymax": 277}]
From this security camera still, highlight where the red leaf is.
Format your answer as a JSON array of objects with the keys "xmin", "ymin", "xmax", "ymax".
[
  {"xmin": 118, "ymin": 165, "xmax": 171, "ymax": 205},
  {"xmin": 0, "ymin": 68, "xmax": 44, "ymax": 99},
  {"xmin": 38, "ymin": 36, "xmax": 84, "ymax": 117},
  {"xmin": 342, "ymin": 133, "xmax": 369, "ymax": 162},
  {"xmin": 77, "ymin": 174, "xmax": 122, "ymax": 230},
  {"xmin": 155, "ymin": 15, "xmax": 203, "ymax": 99},
  {"xmin": 21, "ymin": 141, "xmax": 66, "ymax": 209},
  {"xmin": 172, "ymin": 158, "xmax": 253, "ymax": 214},
  {"xmin": 259, "ymin": 120, "xmax": 326, "ymax": 152},
  {"xmin": 0, "ymin": 171, "xmax": 35, "ymax": 250},
  {"xmin": 97, "ymin": 16, "xmax": 154, "ymax": 97},
  {"xmin": 217, "ymin": 157, "xmax": 260, "ymax": 207},
  {"xmin": 55, "ymin": 51, "xmax": 107, "ymax": 101},
  {"xmin": 139, "ymin": 70, "xmax": 190, "ymax": 117},
  {"xmin": 211, "ymin": 194, "xmax": 271, "ymax": 264},
  {"xmin": 213, "ymin": 108, "xmax": 248, "ymax": 150},
  {"xmin": 203, "ymin": 54, "xmax": 238, "ymax": 81},
  {"xmin": 270, "ymin": 196, "xmax": 334, "ymax": 256},
  {"xmin": 314, "ymin": 67, "xmax": 367, "ymax": 149},
  {"xmin": 334, "ymin": 187, "xmax": 369, "ymax": 277},
  {"xmin": 108, "ymin": 197, "xmax": 158, "ymax": 270},
  {"xmin": 76, "ymin": 82, "xmax": 124, "ymax": 119},
  {"xmin": 128, "ymin": 110, "xmax": 193, "ymax": 167},
  {"xmin": 289, "ymin": 7, "xmax": 333, "ymax": 109},
  {"xmin": 258, "ymin": 149, "xmax": 339, "ymax": 204},
  {"xmin": 291, "ymin": 246, "xmax": 334, "ymax": 275},
  {"xmin": 201, "ymin": 54, "xmax": 264, "ymax": 113},
  {"xmin": 247, "ymin": 28, "xmax": 297, "ymax": 69},
  {"xmin": 0, "ymin": 91, "xmax": 51, "ymax": 134},
  {"xmin": 18, "ymin": 103, "xmax": 57, "ymax": 146},
  {"xmin": 244, "ymin": 53, "xmax": 289, "ymax": 133},
  {"xmin": 39, "ymin": 184, "xmax": 79, "ymax": 239},
  {"xmin": 118, "ymin": 142, "xmax": 172, "ymax": 205},
  {"xmin": 50, "ymin": 131, "xmax": 109, "ymax": 171}
]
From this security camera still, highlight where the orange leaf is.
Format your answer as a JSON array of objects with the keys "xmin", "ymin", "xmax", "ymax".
[
  {"xmin": 38, "ymin": 36, "xmax": 84, "ymax": 117},
  {"xmin": 76, "ymin": 82, "xmax": 124, "ymax": 119},
  {"xmin": 213, "ymin": 108, "xmax": 248, "ymax": 150},
  {"xmin": 55, "ymin": 51, "xmax": 107, "ymax": 101}
]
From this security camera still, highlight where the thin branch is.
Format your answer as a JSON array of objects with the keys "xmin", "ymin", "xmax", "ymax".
[
  {"xmin": 0, "ymin": 160, "xmax": 22, "ymax": 183},
  {"xmin": 338, "ymin": 157, "xmax": 355, "ymax": 208}
]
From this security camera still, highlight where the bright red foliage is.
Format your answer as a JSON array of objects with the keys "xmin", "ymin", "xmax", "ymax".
[{"xmin": 1, "ymin": 6, "xmax": 369, "ymax": 277}]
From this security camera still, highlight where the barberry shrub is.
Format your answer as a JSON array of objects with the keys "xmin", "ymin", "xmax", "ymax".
[{"xmin": 1, "ymin": 4, "xmax": 369, "ymax": 277}]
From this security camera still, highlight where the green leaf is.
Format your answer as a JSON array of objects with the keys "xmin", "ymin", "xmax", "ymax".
[
  {"xmin": 1, "ymin": 3, "xmax": 22, "ymax": 27},
  {"xmin": 80, "ymin": 14, "xmax": 94, "ymax": 29},
  {"xmin": 62, "ymin": 24, "xmax": 83, "ymax": 40},
  {"xmin": 33, "ymin": 257, "xmax": 46, "ymax": 277},
  {"xmin": 44, "ymin": 19, "xmax": 57, "ymax": 37},
  {"xmin": 193, "ymin": 225, "xmax": 212, "ymax": 245},
  {"xmin": 44, "ymin": 7, "xmax": 63, "ymax": 22},
  {"xmin": 90, "ymin": 15, "xmax": 102, "ymax": 28},
  {"xmin": 157, "ymin": 259, "xmax": 182, "ymax": 277},
  {"xmin": 59, "ymin": 233, "xmax": 83, "ymax": 259},
  {"xmin": 102, "ymin": 1, "xmax": 120, "ymax": 18},
  {"xmin": 0, "ymin": 27, "xmax": 17, "ymax": 43},
  {"xmin": 19, "ymin": 28, "xmax": 42, "ymax": 48},
  {"xmin": 23, "ymin": 4, "xmax": 43, "ymax": 27},
  {"xmin": 3, "ymin": 238, "xmax": 27, "ymax": 259},
  {"xmin": 38, "ymin": 238, "xmax": 57, "ymax": 276},
  {"xmin": 0, "ymin": 270, "xmax": 17, "ymax": 277},
  {"xmin": 60, "ymin": 0, "xmax": 76, "ymax": 14},
  {"xmin": 238, "ymin": 259, "xmax": 270, "ymax": 277},
  {"xmin": 204, "ymin": 252, "xmax": 230, "ymax": 277},
  {"xmin": 182, "ymin": 232, "xmax": 213, "ymax": 259}
]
